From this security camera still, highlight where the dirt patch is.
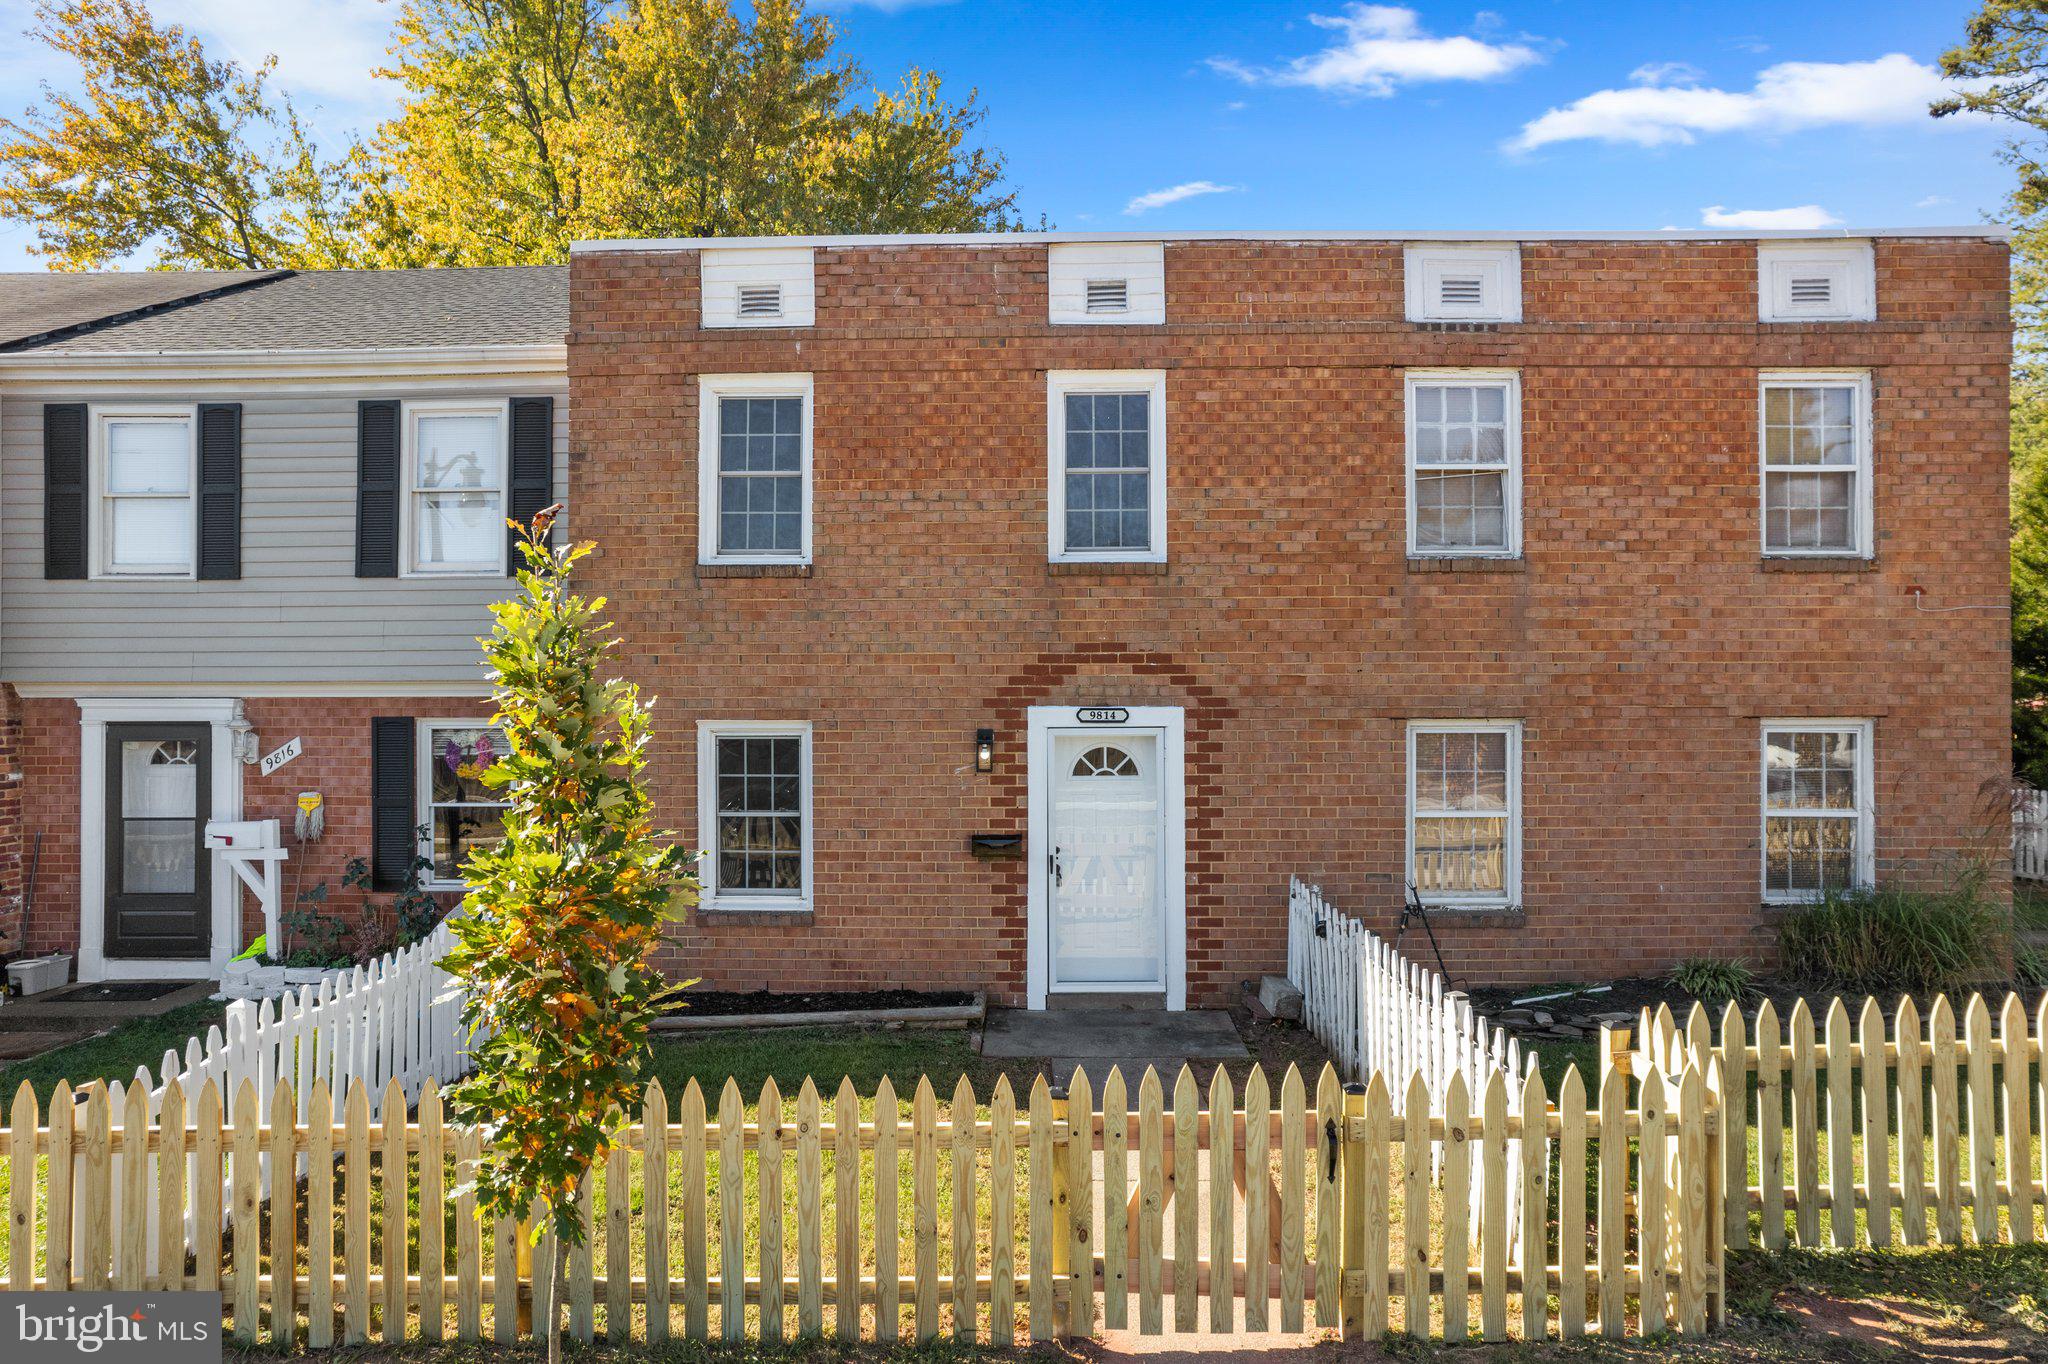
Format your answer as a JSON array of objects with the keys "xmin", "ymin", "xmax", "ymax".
[
  {"xmin": 1776, "ymin": 1289, "xmax": 2041, "ymax": 1363},
  {"xmin": 1466, "ymin": 977, "xmax": 2048, "ymax": 1049},
  {"xmin": 666, "ymin": 987, "xmax": 976, "ymax": 1017}
]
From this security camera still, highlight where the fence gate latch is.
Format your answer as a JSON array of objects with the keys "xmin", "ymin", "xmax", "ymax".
[{"xmin": 1325, "ymin": 1117, "xmax": 1339, "ymax": 1180}]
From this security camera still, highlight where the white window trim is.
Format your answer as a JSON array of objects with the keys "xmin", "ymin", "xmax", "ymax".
[
  {"xmin": 1046, "ymin": 369, "xmax": 1168, "ymax": 564},
  {"xmin": 1758, "ymin": 370, "xmax": 1873, "ymax": 559},
  {"xmin": 401, "ymin": 398, "xmax": 509, "ymax": 577},
  {"xmin": 696, "ymin": 373, "xmax": 815, "ymax": 567},
  {"xmin": 89, "ymin": 402, "xmax": 198, "ymax": 580},
  {"xmin": 696, "ymin": 719, "xmax": 815, "ymax": 913},
  {"xmin": 1405, "ymin": 369, "xmax": 1522, "ymax": 559},
  {"xmin": 1405, "ymin": 719, "xmax": 1523, "ymax": 911},
  {"xmin": 417, "ymin": 717, "xmax": 510, "ymax": 890},
  {"xmin": 1760, "ymin": 718, "xmax": 1875, "ymax": 905}
]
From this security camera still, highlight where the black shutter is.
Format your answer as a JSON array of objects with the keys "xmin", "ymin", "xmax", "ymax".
[
  {"xmin": 370, "ymin": 716, "xmax": 418, "ymax": 890},
  {"xmin": 355, "ymin": 400, "xmax": 400, "ymax": 577},
  {"xmin": 43, "ymin": 403, "xmax": 87, "ymax": 580},
  {"xmin": 195, "ymin": 403, "xmax": 242, "ymax": 580},
  {"xmin": 507, "ymin": 396, "xmax": 554, "ymax": 573}
]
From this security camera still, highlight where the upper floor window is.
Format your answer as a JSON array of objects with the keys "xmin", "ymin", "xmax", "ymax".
[
  {"xmin": 1760, "ymin": 372, "xmax": 1871, "ymax": 558},
  {"xmin": 93, "ymin": 406, "xmax": 195, "ymax": 578},
  {"xmin": 1762, "ymin": 722, "xmax": 1873, "ymax": 903},
  {"xmin": 419, "ymin": 720, "xmax": 509, "ymax": 887},
  {"xmin": 1758, "ymin": 240, "xmax": 1874, "ymax": 322},
  {"xmin": 697, "ymin": 720, "xmax": 813, "ymax": 912},
  {"xmin": 697, "ymin": 374, "xmax": 813, "ymax": 566},
  {"xmin": 1404, "ymin": 243, "xmax": 1521, "ymax": 323},
  {"xmin": 1407, "ymin": 372, "xmax": 1520, "ymax": 557},
  {"xmin": 1407, "ymin": 720, "xmax": 1521, "ymax": 909},
  {"xmin": 1047, "ymin": 370, "xmax": 1167, "ymax": 563},
  {"xmin": 405, "ymin": 401, "xmax": 506, "ymax": 575}
]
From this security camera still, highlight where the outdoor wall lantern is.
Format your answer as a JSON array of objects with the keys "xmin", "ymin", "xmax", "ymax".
[{"xmin": 974, "ymin": 728, "xmax": 995, "ymax": 773}]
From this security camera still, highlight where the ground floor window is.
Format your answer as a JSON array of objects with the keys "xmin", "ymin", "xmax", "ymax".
[
  {"xmin": 697, "ymin": 720, "xmax": 813, "ymax": 912},
  {"xmin": 419, "ymin": 721, "xmax": 509, "ymax": 886},
  {"xmin": 1762, "ymin": 721, "xmax": 1873, "ymax": 902},
  {"xmin": 1407, "ymin": 720, "xmax": 1521, "ymax": 909}
]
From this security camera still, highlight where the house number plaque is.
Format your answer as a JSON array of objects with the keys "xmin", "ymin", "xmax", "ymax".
[{"xmin": 1076, "ymin": 707, "xmax": 1129, "ymax": 724}]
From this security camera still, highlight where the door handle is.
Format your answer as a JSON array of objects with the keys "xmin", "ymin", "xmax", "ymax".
[{"xmin": 1050, "ymin": 847, "xmax": 1064, "ymax": 886}]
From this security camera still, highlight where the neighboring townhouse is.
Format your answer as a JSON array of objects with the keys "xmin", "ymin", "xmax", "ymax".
[
  {"xmin": 0, "ymin": 267, "xmax": 567, "ymax": 981},
  {"xmin": 569, "ymin": 229, "xmax": 2012, "ymax": 1007}
]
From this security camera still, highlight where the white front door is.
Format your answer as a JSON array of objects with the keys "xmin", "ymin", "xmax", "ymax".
[{"xmin": 1048, "ymin": 730, "xmax": 1164, "ymax": 991}]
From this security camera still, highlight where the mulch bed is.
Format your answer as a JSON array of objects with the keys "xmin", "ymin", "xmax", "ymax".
[
  {"xmin": 665, "ymin": 988, "xmax": 976, "ymax": 1017},
  {"xmin": 1468, "ymin": 976, "xmax": 2048, "ymax": 1046}
]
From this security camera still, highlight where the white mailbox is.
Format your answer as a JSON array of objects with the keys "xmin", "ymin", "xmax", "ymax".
[{"xmin": 205, "ymin": 818, "xmax": 280, "ymax": 850}]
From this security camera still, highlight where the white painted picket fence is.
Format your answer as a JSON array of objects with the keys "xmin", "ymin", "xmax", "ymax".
[
  {"xmin": 1286, "ymin": 876, "xmax": 1531, "ymax": 1098},
  {"xmin": 90, "ymin": 916, "xmax": 473, "ymax": 1271},
  {"xmin": 2014, "ymin": 784, "xmax": 2048, "ymax": 881}
]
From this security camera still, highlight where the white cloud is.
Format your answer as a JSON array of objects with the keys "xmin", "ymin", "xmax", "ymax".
[
  {"xmin": 1210, "ymin": 4, "xmax": 1541, "ymax": 98},
  {"xmin": 1124, "ymin": 181, "xmax": 1242, "ymax": 215},
  {"xmin": 1915, "ymin": 194, "xmax": 1953, "ymax": 208},
  {"xmin": 1629, "ymin": 61, "xmax": 1703, "ymax": 88},
  {"xmin": 1511, "ymin": 53, "xmax": 1982, "ymax": 151},
  {"xmin": 153, "ymin": 0, "xmax": 397, "ymax": 109},
  {"xmin": 1700, "ymin": 204, "xmax": 1843, "ymax": 230}
]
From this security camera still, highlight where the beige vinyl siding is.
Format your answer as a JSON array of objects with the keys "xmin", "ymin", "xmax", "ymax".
[{"xmin": 0, "ymin": 376, "xmax": 568, "ymax": 689}]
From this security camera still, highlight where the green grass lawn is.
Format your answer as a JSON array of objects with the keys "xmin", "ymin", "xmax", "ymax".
[{"xmin": 0, "ymin": 999, "xmax": 226, "ymax": 1107}]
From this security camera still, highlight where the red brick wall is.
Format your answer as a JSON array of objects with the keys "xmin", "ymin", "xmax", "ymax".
[
  {"xmin": 0, "ymin": 685, "xmax": 23, "ymax": 956},
  {"xmin": 568, "ymin": 236, "xmax": 2011, "ymax": 1003},
  {"xmin": 17, "ymin": 696, "xmax": 491, "ymax": 960}
]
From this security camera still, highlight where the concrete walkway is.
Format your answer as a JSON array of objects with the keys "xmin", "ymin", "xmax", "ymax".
[
  {"xmin": 981, "ymin": 1007, "xmax": 1249, "ymax": 1086},
  {"xmin": 0, "ymin": 978, "xmax": 213, "ymax": 1062}
]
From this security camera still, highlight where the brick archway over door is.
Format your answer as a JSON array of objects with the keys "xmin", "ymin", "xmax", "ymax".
[{"xmin": 981, "ymin": 645, "xmax": 1239, "ymax": 1004}]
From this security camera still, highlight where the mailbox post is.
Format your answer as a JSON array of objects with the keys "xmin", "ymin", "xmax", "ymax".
[{"xmin": 205, "ymin": 818, "xmax": 289, "ymax": 958}]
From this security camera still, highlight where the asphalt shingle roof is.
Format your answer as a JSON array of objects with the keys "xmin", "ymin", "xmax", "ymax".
[
  {"xmin": 0, "ymin": 269, "xmax": 283, "ymax": 349},
  {"xmin": 12, "ymin": 266, "xmax": 568, "ymax": 353}
]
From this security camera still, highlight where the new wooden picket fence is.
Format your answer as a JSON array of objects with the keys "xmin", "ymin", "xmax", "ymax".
[
  {"xmin": 3, "ymin": 1053, "xmax": 1725, "ymax": 1347},
  {"xmin": 1637, "ymin": 990, "xmax": 2046, "ymax": 1252}
]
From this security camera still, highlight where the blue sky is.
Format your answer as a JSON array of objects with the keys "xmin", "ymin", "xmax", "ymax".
[{"xmin": 0, "ymin": 0, "xmax": 2019, "ymax": 270}]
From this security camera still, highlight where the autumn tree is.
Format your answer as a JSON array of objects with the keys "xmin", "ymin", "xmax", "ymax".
[
  {"xmin": 1940, "ymin": 2, "xmax": 2048, "ymax": 778},
  {"xmin": 0, "ymin": 0, "xmax": 367, "ymax": 269},
  {"xmin": 444, "ymin": 509, "xmax": 695, "ymax": 1363},
  {"xmin": 1, "ymin": 0, "xmax": 1024, "ymax": 269}
]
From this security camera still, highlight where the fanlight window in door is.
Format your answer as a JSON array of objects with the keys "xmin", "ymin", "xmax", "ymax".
[{"xmin": 1071, "ymin": 745, "xmax": 1139, "ymax": 778}]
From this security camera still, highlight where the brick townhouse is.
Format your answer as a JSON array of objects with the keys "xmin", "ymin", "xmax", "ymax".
[
  {"xmin": 0, "ymin": 228, "xmax": 2011, "ymax": 1008},
  {"xmin": 569, "ymin": 229, "xmax": 2011, "ymax": 1008}
]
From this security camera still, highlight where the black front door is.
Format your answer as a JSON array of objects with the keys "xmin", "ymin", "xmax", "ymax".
[{"xmin": 105, "ymin": 723, "xmax": 211, "ymax": 959}]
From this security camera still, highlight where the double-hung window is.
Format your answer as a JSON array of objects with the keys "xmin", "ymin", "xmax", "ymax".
[
  {"xmin": 697, "ymin": 721, "xmax": 813, "ymax": 912},
  {"xmin": 697, "ymin": 374, "xmax": 813, "ymax": 565},
  {"xmin": 1760, "ymin": 372, "xmax": 1871, "ymax": 557},
  {"xmin": 1761, "ymin": 722, "xmax": 1873, "ymax": 903},
  {"xmin": 406, "ymin": 401, "xmax": 506, "ymax": 574},
  {"xmin": 1407, "ymin": 721, "xmax": 1521, "ymax": 909},
  {"xmin": 419, "ymin": 720, "xmax": 511, "ymax": 887},
  {"xmin": 1407, "ymin": 372, "xmax": 1520, "ymax": 557},
  {"xmin": 1048, "ymin": 370, "xmax": 1167, "ymax": 563},
  {"xmin": 93, "ymin": 405, "xmax": 196, "ymax": 577}
]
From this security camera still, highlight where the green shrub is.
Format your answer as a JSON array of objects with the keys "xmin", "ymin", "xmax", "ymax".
[
  {"xmin": 2019, "ymin": 943, "xmax": 2048, "ymax": 991},
  {"xmin": 1668, "ymin": 955, "xmax": 1756, "ymax": 1007},
  {"xmin": 1776, "ymin": 872, "xmax": 2008, "ymax": 996}
]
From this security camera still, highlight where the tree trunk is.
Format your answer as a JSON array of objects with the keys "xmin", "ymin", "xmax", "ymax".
[{"xmin": 542, "ymin": 1233, "xmax": 563, "ymax": 1364}]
